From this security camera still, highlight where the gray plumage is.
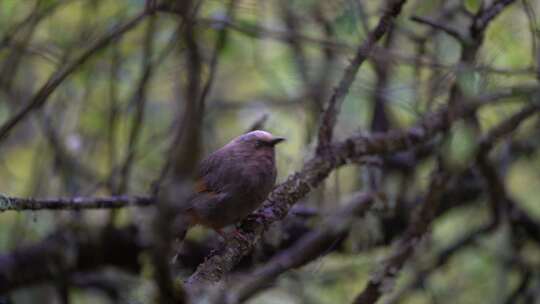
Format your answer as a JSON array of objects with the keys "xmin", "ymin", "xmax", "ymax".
[{"xmin": 186, "ymin": 130, "xmax": 285, "ymax": 230}]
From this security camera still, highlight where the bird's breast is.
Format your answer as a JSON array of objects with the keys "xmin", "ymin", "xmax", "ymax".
[{"xmin": 240, "ymin": 156, "xmax": 276, "ymax": 198}]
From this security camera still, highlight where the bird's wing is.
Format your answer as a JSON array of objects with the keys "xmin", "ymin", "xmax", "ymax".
[
  {"xmin": 194, "ymin": 149, "xmax": 228, "ymax": 195},
  {"xmin": 184, "ymin": 152, "xmax": 223, "ymax": 213},
  {"xmin": 195, "ymin": 145, "xmax": 246, "ymax": 197}
]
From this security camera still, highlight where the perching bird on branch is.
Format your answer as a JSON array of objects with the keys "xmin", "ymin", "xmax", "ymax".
[{"xmin": 183, "ymin": 130, "xmax": 285, "ymax": 238}]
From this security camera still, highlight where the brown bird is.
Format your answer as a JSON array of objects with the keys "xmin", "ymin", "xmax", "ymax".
[{"xmin": 184, "ymin": 130, "xmax": 285, "ymax": 237}]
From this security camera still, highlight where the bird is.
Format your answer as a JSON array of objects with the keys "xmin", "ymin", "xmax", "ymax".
[{"xmin": 183, "ymin": 130, "xmax": 285, "ymax": 238}]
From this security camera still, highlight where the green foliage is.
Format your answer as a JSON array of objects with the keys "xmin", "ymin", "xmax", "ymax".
[
  {"xmin": 464, "ymin": 0, "xmax": 483, "ymax": 14},
  {"xmin": 443, "ymin": 121, "xmax": 477, "ymax": 171}
]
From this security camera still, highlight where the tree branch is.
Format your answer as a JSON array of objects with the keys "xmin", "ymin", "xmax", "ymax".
[
  {"xmin": 229, "ymin": 192, "xmax": 375, "ymax": 303},
  {"xmin": 0, "ymin": 226, "xmax": 144, "ymax": 294},
  {"xmin": 316, "ymin": 0, "xmax": 408, "ymax": 153},
  {"xmin": 474, "ymin": 0, "xmax": 518, "ymax": 33},
  {"xmin": 0, "ymin": 9, "xmax": 150, "ymax": 144},
  {"xmin": 352, "ymin": 167, "xmax": 448, "ymax": 304},
  {"xmin": 410, "ymin": 15, "xmax": 466, "ymax": 43},
  {"xmin": 0, "ymin": 195, "xmax": 153, "ymax": 212},
  {"xmin": 185, "ymin": 87, "xmax": 537, "ymax": 287}
]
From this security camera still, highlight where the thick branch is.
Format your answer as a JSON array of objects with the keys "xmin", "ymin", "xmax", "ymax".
[{"xmin": 186, "ymin": 87, "xmax": 537, "ymax": 287}]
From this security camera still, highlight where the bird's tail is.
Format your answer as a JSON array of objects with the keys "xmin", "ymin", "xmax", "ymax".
[
  {"xmin": 173, "ymin": 211, "xmax": 197, "ymax": 242},
  {"xmin": 169, "ymin": 210, "xmax": 199, "ymax": 265}
]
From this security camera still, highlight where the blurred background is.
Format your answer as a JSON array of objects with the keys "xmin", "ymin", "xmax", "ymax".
[{"xmin": 1, "ymin": 0, "xmax": 540, "ymax": 303}]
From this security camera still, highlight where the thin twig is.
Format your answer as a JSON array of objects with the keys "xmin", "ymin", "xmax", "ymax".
[
  {"xmin": 352, "ymin": 167, "xmax": 448, "ymax": 304},
  {"xmin": 0, "ymin": 9, "xmax": 150, "ymax": 144},
  {"xmin": 316, "ymin": 0, "xmax": 408, "ymax": 153},
  {"xmin": 229, "ymin": 192, "xmax": 375, "ymax": 303},
  {"xmin": 410, "ymin": 15, "xmax": 466, "ymax": 43},
  {"xmin": 0, "ymin": 195, "xmax": 153, "ymax": 212}
]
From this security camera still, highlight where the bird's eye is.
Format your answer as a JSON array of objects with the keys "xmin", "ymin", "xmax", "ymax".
[{"xmin": 255, "ymin": 140, "xmax": 267, "ymax": 149}]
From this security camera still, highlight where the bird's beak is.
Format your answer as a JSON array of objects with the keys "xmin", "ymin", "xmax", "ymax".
[{"xmin": 270, "ymin": 137, "xmax": 286, "ymax": 146}]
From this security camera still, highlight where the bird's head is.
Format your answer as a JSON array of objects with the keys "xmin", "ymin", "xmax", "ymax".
[{"xmin": 230, "ymin": 130, "xmax": 285, "ymax": 153}]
